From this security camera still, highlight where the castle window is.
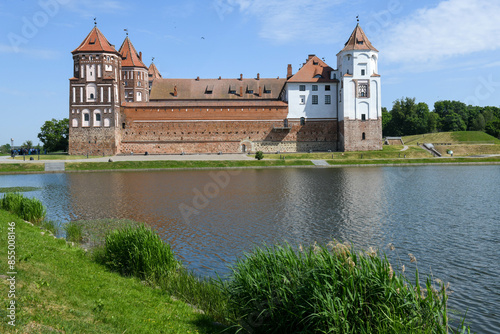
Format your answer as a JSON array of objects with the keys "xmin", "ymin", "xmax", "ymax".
[
  {"xmin": 90, "ymin": 93, "xmax": 95, "ymax": 99},
  {"xmin": 361, "ymin": 69, "xmax": 366, "ymax": 76},
  {"xmin": 94, "ymin": 111, "xmax": 101, "ymax": 127},
  {"xmin": 361, "ymin": 114, "xmax": 366, "ymax": 121},
  {"xmin": 312, "ymin": 85, "xmax": 318, "ymax": 91},
  {"xmin": 300, "ymin": 117, "xmax": 306, "ymax": 126},
  {"xmin": 264, "ymin": 87, "xmax": 271, "ymax": 94},
  {"xmin": 362, "ymin": 132, "xmax": 366, "ymax": 140},
  {"xmin": 325, "ymin": 95, "xmax": 331, "ymax": 105},
  {"xmin": 72, "ymin": 118, "xmax": 78, "ymax": 128},
  {"xmin": 122, "ymin": 123, "xmax": 126, "ymax": 129},
  {"xmin": 83, "ymin": 111, "xmax": 90, "ymax": 127},
  {"xmin": 299, "ymin": 85, "xmax": 306, "ymax": 91},
  {"xmin": 312, "ymin": 95, "xmax": 318, "ymax": 105},
  {"xmin": 358, "ymin": 82, "xmax": 369, "ymax": 98},
  {"xmin": 325, "ymin": 85, "xmax": 330, "ymax": 91},
  {"xmin": 299, "ymin": 95, "xmax": 305, "ymax": 105},
  {"xmin": 104, "ymin": 118, "xmax": 110, "ymax": 127},
  {"xmin": 137, "ymin": 81, "xmax": 141, "ymax": 87}
]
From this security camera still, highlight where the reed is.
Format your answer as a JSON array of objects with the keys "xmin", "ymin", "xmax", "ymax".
[
  {"xmin": 41, "ymin": 220, "xmax": 59, "ymax": 235},
  {"xmin": 0, "ymin": 193, "xmax": 46, "ymax": 224},
  {"xmin": 224, "ymin": 242, "xmax": 457, "ymax": 334},
  {"xmin": 94, "ymin": 224, "xmax": 180, "ymax": 283},
  {"xmin": 65, "ymin": 221, "xmax": 83, "ymax": 243}
]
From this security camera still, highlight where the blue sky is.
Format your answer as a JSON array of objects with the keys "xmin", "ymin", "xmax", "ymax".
[{"xmin": 1, "ymin": 0, "xmax": 499, "ymax": 147}]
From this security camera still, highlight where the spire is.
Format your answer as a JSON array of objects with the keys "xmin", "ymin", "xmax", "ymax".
[
  {"xmin": 148, "ymin": 62, "xmax": 162, "ymax": 79},
  {"xmin": 118, "ymin": 36, "xmax": 147, "ymax": 68},
  {"xmin": 341, "ymin": 24, "xmax": 378, "ymax": 52},
  {"xmin": 72, "ymin": 26, "xmax": 119, "ymax": 54}
]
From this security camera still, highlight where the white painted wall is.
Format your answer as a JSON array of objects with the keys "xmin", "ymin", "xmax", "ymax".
[
  {"xmin": 286, "ymin": 82, "xmax": 338, "ymax": 119},
  {"xmin": 337, "ymin": 49, "xmax": 381, "ymax": 121}
]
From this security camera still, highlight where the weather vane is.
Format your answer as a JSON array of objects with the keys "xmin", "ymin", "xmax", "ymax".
[
  {"xmin": 124, "ymin": 28, "xmax": 128, "ymax": 36},
  {"xmin": 94, "ymin": 17, "xmax": 97, "ymax": 26},
  {"xmin": 356, "ymin": 15, "xmax": 359, "ymax": 23},
  {"xmin": 152, "ymin": 56, "xmax": 155, "ymax": 63}
]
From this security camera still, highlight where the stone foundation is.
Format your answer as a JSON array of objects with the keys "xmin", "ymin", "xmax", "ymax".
[
  {"xmin": 340, "ymin": 118, "xmax": 382, "ymax": 151},
  {"xmin": 69, "ymin": 127, "xmax": 119, "ymax": 156}
]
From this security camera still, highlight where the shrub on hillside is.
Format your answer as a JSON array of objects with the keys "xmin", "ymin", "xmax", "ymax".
[
  {"xmin": 95, "ymin": 225, "xmax": 180, "ymax": 282},
  {"xmin": 225, "ymin": 242, "xmax": 453, "ymax": 334},
  {"xmin": 255, "ymin": 151, "xmax": 264, "ymax": 160}
]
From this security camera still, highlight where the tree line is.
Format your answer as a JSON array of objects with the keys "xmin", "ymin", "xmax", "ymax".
[{"xmin": 382, "ymin": 98, "xmax": 500, "ymax": 138}]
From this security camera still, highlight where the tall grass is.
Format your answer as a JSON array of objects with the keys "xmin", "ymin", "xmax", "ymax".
[
  {"xmin": 225, "ymin": 242, "xmax": 455, "ymax": 334},
  {"xmin": 0, "ymin": 193, "xmax": 46, "ymax": 224},
  {"xmin": 94, "ymin": 225, "xmax": 180, "ymax": 283},
  {"xmin": 65, "ymin": 222, "xmax": 83, "ymax": 243}
]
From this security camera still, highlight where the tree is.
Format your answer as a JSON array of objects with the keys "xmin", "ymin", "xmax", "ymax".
[
  {"xmin": 485, "ymin": 119, "xmax": 500, "ymax": 138},
  {"xmin": 383, "ymin": 98, "xmax": 431, "ymax": 137},
  {"xmin": 0, "ymin": 143, "xmax": 11, "ymax": 154},
  {"xmin": 22, "ymin": 140, "xmax": 33, "ymax": 150},
  {"xmin": 38, "ymin": 118, "xmax": 69, "ymax": 152},
  {"xmin": 255, "ymin": 151, "xmax": 264, "ymax": 160}
]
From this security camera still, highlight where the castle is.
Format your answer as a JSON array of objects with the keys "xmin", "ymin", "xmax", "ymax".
[{"xmin": 68, "ymin": 24, "xmax": 382, "ymax": 155}]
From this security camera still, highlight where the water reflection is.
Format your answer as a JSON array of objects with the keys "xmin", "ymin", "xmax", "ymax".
[{"xmin": 1, "ymin": 165, "xmax": 499, "ymax": 333}]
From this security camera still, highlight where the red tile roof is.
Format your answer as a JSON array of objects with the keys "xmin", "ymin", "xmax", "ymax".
[
  {"xmin": 287, "ymin": 55, "xmax": 337, "ymax": 83},
  {"xmin": 148, "ymin": 62, "xmax": 162, "ymax": 79},
  {"xmin": 72, "ymin": 27, "xmax": 119, "ymax": 54},
  {"xmin": 119, "ymin": 37, "xmax": 147, "ymax": 69},
  {"xmin": 341, "ymin": 24, "xmax": 378, "ymax": 52},
  {"xmin": 150, "ymin": 78, "xmax": 286, "ymax": 100}
]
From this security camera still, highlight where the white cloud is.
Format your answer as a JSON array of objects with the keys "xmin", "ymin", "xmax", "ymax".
[
  {"xmin": 381, "ymin": 0, "xmax": 500, "ymax": 64},
  {"xmin": 214, "ymin": 0, "xmax": 346, "ymax": 44}
]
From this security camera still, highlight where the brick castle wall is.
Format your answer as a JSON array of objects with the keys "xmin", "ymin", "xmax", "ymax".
[
  {"xmin": 340, "ymin": 118, "xmax": 382, "ymax": 151},
  {"xmin": 69, "ymin": 127, "xmax": 119, "ymax": 156}
]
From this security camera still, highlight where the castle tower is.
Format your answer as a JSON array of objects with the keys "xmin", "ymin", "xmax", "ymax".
[
  {"xmin": 119, "ymin": 37, "xmax": 148, "ymax": 103},
  {"xmin": 68, "ymin": 26, "xmax": 122, "ymax": 155},
  {"xmin": 337, "ymin": 24, "xmax": 382, "ymax": 151},
  {"xmin": 148, "ymin": 61, "xmax": 162, "ymax": 93}
]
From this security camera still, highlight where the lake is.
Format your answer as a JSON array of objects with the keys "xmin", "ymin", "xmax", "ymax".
[{"xmin": 1, "ymin": 165, "xmax": 498, "ymax": 333}]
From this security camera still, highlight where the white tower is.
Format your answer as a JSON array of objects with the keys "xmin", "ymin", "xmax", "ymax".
[{"xmin": 336, "ymin": 24, "xmax": 382, "ymax": 151}]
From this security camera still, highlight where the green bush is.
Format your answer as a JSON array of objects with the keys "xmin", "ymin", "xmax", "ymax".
[
  {"xmin": 0, "ymin": 193, "xmax": 46, "ymax": 224},
  {"xmin": 255, "ymin": 151, "xmax": 264, "ymax": 160},
  {"xmin": 95, "ymin": 225, "xmax": 180, "ymax": 283},
  {"xmin": 225, "ymin": 242, "xmax": 453, "ymax": 334}
]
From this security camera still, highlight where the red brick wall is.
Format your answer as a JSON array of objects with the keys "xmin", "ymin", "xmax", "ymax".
[{"xmin": 340, "ymin": 118, "xmax": 382, "ymax": 151}]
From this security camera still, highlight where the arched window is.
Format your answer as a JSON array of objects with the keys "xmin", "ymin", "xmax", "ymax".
[
  {"xmin": 94, "ymin": 110, "xmax": 102, "ymax": 127},
  {"xmin": 72, "ymin": 118, "xmax": 78, "ymax": 128},
  {"xmin": 300, "ymin": 117, "xmax": 306, "ymax": 126},
  {"xmin": 362, "ymin": 132, "xmax": 366, "ymax": 140},
  {"xmin": 90, "ymin": 93, "xmax": 94, "ymax": 99},
  {"xmin": 82, "ymin": 110, "xmax": 90, "ymax": 127}
]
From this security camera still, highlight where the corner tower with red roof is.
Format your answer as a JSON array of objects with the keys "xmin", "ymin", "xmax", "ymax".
[
  {"xmin": 119, "ymin": 36, "xmax": 149, "ymax": 103},
  {"xmin": 68, "ymin": 26, "xmax": 123, "ymax": 155},
  {"xmin": 336, "ymin": 23, "xmax": 382, "ymax": 151}
]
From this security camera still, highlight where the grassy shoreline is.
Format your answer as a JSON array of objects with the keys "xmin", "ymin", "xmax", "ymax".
[{"xmin": 1, "ymin": 155, "xmax": 499, "ymax": 174}]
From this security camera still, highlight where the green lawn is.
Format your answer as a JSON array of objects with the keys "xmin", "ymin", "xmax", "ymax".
[
  {"xmin": 65, "ymin": 159, "xmax": 314, "ymax": 171},
  {"xmin": 0, "ymin": 164, "xmax": 44, "ymax": 173},
  {"xmin": 264, "ymin": 145, "xmax": 432, "ymax": 160},
  {"xmin": 10, "ymin": 155, "xmax": 106, "ymax": 161},
  {"xmin": 403, "ymin": 131, "xmax": 500, "ymax": 145},
  {"xmin": 0, "ymin": 210, "xmax": 224, "ymax": 333}
]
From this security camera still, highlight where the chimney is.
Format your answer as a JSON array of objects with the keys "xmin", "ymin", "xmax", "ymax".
[
  {"xmin": 308, "ymin": 54, "xmax": 315, "ymax": 61},
  {"xmin": 139, "ymin": 52, "xmax": 142, "ymax": 61},
  {"xmin": 240, "ymin": 74, "xmax": 243, "ymax": 80},
  {"xmin": 173, "ymin": 85, "xmax": 178, "ymax": 97},
  {"xmin": 257, "ymin": 73, "xmax": 260, "ymax": 80},
  {"xmin": 218, "ymin": 76, "xmax": 221, "ymax": 80},
  {"xmin": 196, "ymin": 76, "xmax": 200, "ymax": 81},
  {"xmin": 240, "ymin": 86, "xmax": 243, "ymax": 96},
  {"xmin": 287, "ymin": 64, "xmax": 292, "ymax": 79},
  {"xmin": 259, "ymin": 86, "xmax": 262, "ymax": 97}
]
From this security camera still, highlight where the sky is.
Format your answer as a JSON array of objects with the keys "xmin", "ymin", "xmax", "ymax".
[{"xmin": 1, "ymin": 0, "xmax": 499, "ymax": 147}]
